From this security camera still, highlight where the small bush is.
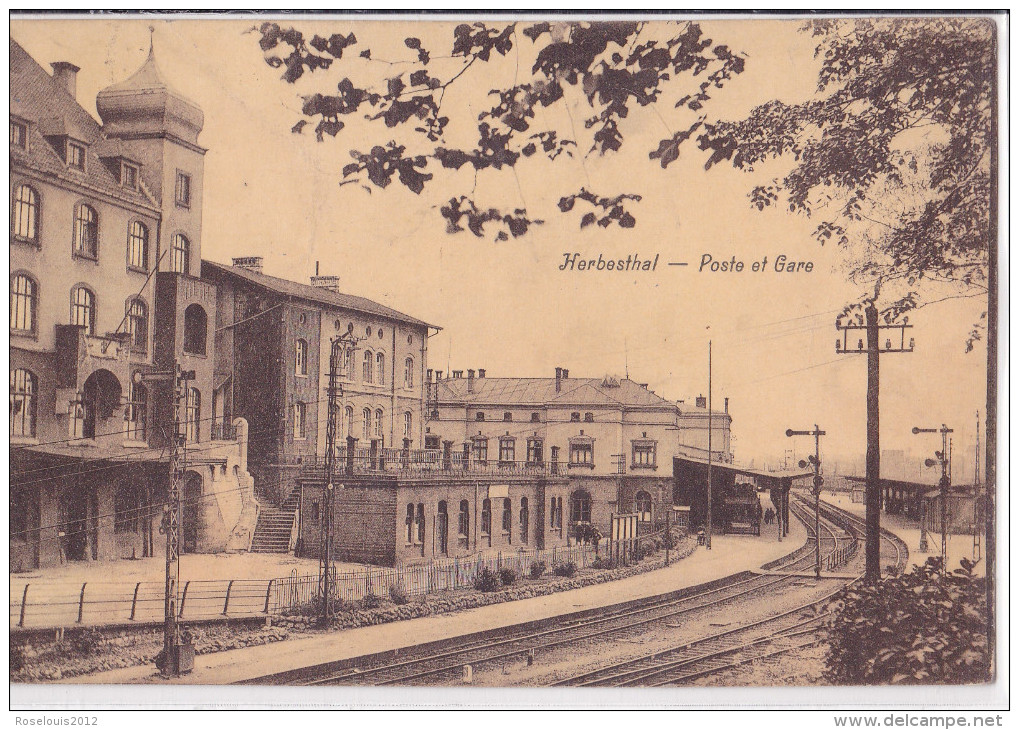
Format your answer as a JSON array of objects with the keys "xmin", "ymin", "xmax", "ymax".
[
  {"xmin": 71, "ymin": 628, "xmax": 104, "ymax": 656},
  {"xmin": 389, "ymin": 583, "xmax": 410, "ymax": 605},
  {"xmin": 10, "ymin": 645, "xmax": 26, "ymax": 672},
  {"xmin": 591, "ymin": 557, "xmax": 614, "ymax": 570},
  {"xmin": 474, "ymin": 567, "xmax": 500, "ymax": 592},
  {"xmin": 529, "ymin": 561, "xmax": 547, "ymax": 579},
  {"xmin": 498, "ymin": 567, "xmax": 517, "ymax": 586},
  {"xmin": 552, "ymin": 561, "xmax": 577, "ymax": 578},
  {"xmin": 360, "ymin": 592, "xmax": 383, "ymax": 610},
  {"xmin": 636, "ymin": 541, "xmax": 657, "ymax": 560}
]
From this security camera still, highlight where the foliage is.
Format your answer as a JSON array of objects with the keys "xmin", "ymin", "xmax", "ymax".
[
  {"xmin": 389, "ymin": 582, "xmax": 411, "ymax": 605},
  {"xmin": 824, "ymin": 558, "xmax": 990, "ymax": 685},
  {"xmin": 70, "ymin": 628, "xmax": 104, "ymax": 657},
  {"xmin": 498, "ymin": 567, "xmax": 518, "ymax": 586},
  {"xmin": 10, "ymin": 644, "xmax": 26, "ymax": 672},
  {"xmin": 473, "ymin": 566, "xmax": 501, "ymax": 592},
  {"xmin": 552, "ymin": 560, "xmax": 578, "ymax": 578},
  {"xmin": 692, "ymin": 18, "xmax": 994, "ymax": 340},
  {"xmin": 591, "ymin": 556, "xmax": 615, "ymax": 570},
  {"xmin": 635, "ymin": 540, "xmax": 658, "ymax": 561},
  {"xmin": 573, "ymin": 523, "xmax": 603, "ymax": 545},
  {"xmin": 252, "ymin": 20, "xmax": 746, "ymax": 238},
  {"xmin": 528, "ymin": 561, "xmax": 547, "ymax": 579},
  {"xmin": 359, "ymin": 592, "xmax": 383, "ymax": 609}
]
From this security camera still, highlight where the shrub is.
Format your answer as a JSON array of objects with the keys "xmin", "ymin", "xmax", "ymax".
[
  {"xmin": 360, "ymin": 592, "xmax": 383, "ymax": 610},
  {"xmin": 552, "ymin": 561, "xmax": 577, "ymax": 578},
  {"xmin": 591, "ymin": 557, "xmax": 614, "ymax": 570},
  {"xmin": 636, "ymin": 541, "xmax": 657, "ymax": 560},
  {"xmin": 825, "ymin": 558, "xmax": 990, "ymax": 685},
  {"xmin": 498, "ymin": 567, "xmax": 517, "ymax": 586},
  {"xmin": 10, "ymin": 645, "xmax": 25, "ymax": 672},
  {"xmin": 389, "ymin": 583, "xmax": 411, "ymax": 605},
  {"xmin": 473, "ymin": 567, "xmax": 500, "ymax": 592},
  {"xmin": 529, "ymin": 561, "xmax": 547, "ymax": 579},
  {"xmin": 71, "ymin": 628, "xmax": 104, "ymax": 656}
]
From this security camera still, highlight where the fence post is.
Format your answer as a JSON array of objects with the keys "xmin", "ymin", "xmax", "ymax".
[
  {"xmin": 222, "ymin": 580, "xmax": 235, "ymax": 616},
  {"xmin": 77, "ymin": 583, "xmax": 87, "ymax": 623},
  {"xmin": 178, "ymin": 581, "xmax": 191, "ymax": 618},
  {"xmin": 129, "ymin": 582, "xmax": 141, "ymax": 621},
  {"xmin": 264, "ymin": 579, "xmax": 275, "ymax": 614},
  {"xmin": 19, "ymin": 584, "xmax": 29, "ymax": 628}
]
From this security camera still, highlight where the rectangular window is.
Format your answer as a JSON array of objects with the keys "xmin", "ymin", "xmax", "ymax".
[
  {"xmin": 526, "ymin": 439, "xmax": 543, "ymax": 464},
  {"xmin": 121, "ymin": 163, "xmax": 138, "ymax": 190},
  {"xmin": 499, "ymin": 438, "xmax": 515, "ymax": 463},
  {"xmin": 293, "ymin": 402, "xmax": 306, "ymax": 439},
  {"xmin": 473, "ymin": 437, "xmax": 488, "ymax": 463},
  {"xmin": 10, "ymin": 120, "xmax": 26, "ymax": 149},
  {"xmin": 67, "ymin": 141, "xmax": 85, "ymax": 170},
  {"xmin": 175, "ymin": 171, "xmax": 191, "ymax": 207},
  {"xmin": 632, "ymin": 441, "xmax": 656, "ymax": 468},
  {"xmin": 569, "ymin": 441, "xmax": 594, "ymax": 466}
]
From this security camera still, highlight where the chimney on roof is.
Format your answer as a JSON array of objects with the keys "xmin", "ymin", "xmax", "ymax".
[
  {"xmin": 232, "ymin": 256, "xmax": 264, "ymax": 275},
  {"xmin": 427, "ymin": 368, "xmax": 433, "ymax": 383},
  {"xmin": 724, "ymin": 397, "xmax": 729, "ymax": 414},
  {"xmin": 467, "ymin": 369, "xmax": 475, "ymax": 393},
  {"xmin": 555, "ymin": 367, "xmax": 562, "ymax": 393},
  {"xmin": 562, "ymin": 368, "xmax": 569, "ymax": 379},
  {"xmin": 452, "ymin": 370, "xmax": 463, "ymax": 379},
  {"xmin": 478, "ymin": 368, "xmax": 486, "ymax": 379},
  {"xmin": 51, "ymin": 62, "xmax": 80, "ymax": 99},
  {"xmin": 639, "ymin": 383, "xmax": 648, "ymax": 389},
  {"xmin": 696, "ymin": 394, "xmax": 707, "ymax": 409},
  {"xmin": 310, "ymin": 275, "xmax": 340, "ymax": 293}
]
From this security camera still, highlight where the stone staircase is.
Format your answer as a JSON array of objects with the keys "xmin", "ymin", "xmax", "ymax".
[{"xmin": 249, "ymin": 490, "xmax": 300, "ymax": 554}]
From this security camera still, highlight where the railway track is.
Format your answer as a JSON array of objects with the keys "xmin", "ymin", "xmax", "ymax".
[
  {"xmin": 267, "ymin": 503, "xmax": 860, "ymax": 687},
  {"xmin": 553, "ymin": 498, "xmax": 908, "ymax": 688}
]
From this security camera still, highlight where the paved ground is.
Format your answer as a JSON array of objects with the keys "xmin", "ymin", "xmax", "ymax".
[
  {"xmin": 823, "ymin": 493, "xmax": 985, "ymax": 577},
  {"xmin": 71, "ymin": 516, "xmax": 807, "ymax": 685}
]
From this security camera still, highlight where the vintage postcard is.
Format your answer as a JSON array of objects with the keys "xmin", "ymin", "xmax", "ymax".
[{"xmin": 8, "ymin": 10, "xmax": 1006, "ymax": 712}]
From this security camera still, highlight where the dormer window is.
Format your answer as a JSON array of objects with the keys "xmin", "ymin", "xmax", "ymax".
[
  {"xmin": 67, "ymin": 141, "xmax": 85, "ymax": 170},
  {"xmin": 10, "ymin": 120, "xmax": 27, "ymax": 149},
  {"xmin": 121, "ymin": 162, "xmax": 139, "ymax": 190}
]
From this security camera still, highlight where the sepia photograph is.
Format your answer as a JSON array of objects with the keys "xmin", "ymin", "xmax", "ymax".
[{"xmin": 8, "ymin": 9, "xmax": 1007, "ymax": 714}]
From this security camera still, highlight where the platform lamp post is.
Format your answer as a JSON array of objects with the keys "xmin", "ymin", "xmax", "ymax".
[
  {"xmin": 786, "ymin": 425, "xmax": 825, "ymax": 578},
  {"xmin": 912, "ymin": 424, "xmax": 953, "ymax": 573}
]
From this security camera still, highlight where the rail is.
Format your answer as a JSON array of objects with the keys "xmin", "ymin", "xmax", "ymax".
[{"xmin": 291, "ymin": 449, "xmax": 569, "ymax": 479}]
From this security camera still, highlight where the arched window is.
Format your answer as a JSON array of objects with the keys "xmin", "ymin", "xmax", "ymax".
[
  {"xmin": 362, "ymin": 408, "xmax": 371, "ymax": 441},
  {"xmin": 185, "ymin": 388, "xmax": 201, "ymax": 442},
  {"xmin": 406, "ymin": 504, "xmax": 414, "ymax": 544},
  {"xmin": 481, "ymin": 498, "xmax": 492, "ymax": 536},
  {"xmin": 127, "ymin": 221, "xmax": 148, "ymax": 270},
  {"xmin": 416, "ymin": 503, "xmax": 425, "ymax": 545},
  {"xmin": 363, "ymin": 350, "xmax": 373, "ymax": 383},
  {"xmin": 126, "ymin": 299, "xmax": 148, "ymax": 350},
  {"xmin": 635, "ymin": 491, "xmax": 653, "ymax": 523},
  {"xmin": 404, "ymin": 411, "xmax": 413, "ymax": 439},
  {"xmin": 293, "ymin": 401, "xmax": 307, "ymax": 439},
  {"xmin": 10, "ymin": 368, "xmax": 37, "ymax": 437},
  {"xmin": 73, "ymin": 203, "xmax": 98, "ymax": 258},
  {"xmin": 375, "ymin": 408, "xmax": 384, "ymax": 439},
  {"xmin": 458, "ymin": 499, "xmax": 470, "ymax": 540},
  {"xmin": 345, "ymin": 406, "xmax": 354, "ymax": 437},
  {"xmin": 520, "ymin": 497, "xmax": 529, "ymax": 543},
  {"xmin": 183, "ymin": 304, "xmax": 207, "ymax": 355},
  {"xmin": 170, "ymin": 234, "xmax": 190, "ymax": 273},
  {"xmin": 501, "ymin": 498, "xmax": 512, "ymax": 533},
  {"xmin": 10, "ymin": 273, "xmax": 37, "ymax": 334},
  {"xmin": 11, "ymin": 185, "xmax": 39, "ymax": 242},
  {"xmin": 437, "ymin": 501, "xmax": 449, "ymax": 555},
  {"xmin": 342, "ymin": 346, "xmax": 352, "ymax": 378},
  {"xmin": 570, "ymin": 490, "xmax": 592, "ymax": 524},
  {"xmin": 70, "ymin": 286, "xmax": 96, "ymax": 335},
  {"xmin": 376, "ymin": 352, "xmax": 385, "ymax": 385},
  {"xmin": 404, "ymin": 357, "xmax": 414, "ymax": 388},
  {"xmin": 124, "ymin": 380, "xmax": 147, "ymax": 441},
  {"xmin": 295, "ymin": 339, "xmax": 308, "ymax": 376}
]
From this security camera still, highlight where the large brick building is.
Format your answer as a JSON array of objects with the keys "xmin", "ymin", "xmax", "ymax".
[
  {"xmin": 424, "ymin": 368, "xmax": 732, "ymax": 539},
  {"xmin": 9, "ymin": 39, "xmax": 254, "ymax": 570}
]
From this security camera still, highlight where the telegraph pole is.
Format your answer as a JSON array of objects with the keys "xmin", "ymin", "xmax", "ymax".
[
  {"xmin": 786, "ymin": 425, "xmax": 825, "ymax": 578},
  {"xmin": 913, "ymin": 424, "xmax": 953, "ymax": 572},
  {"xmin": 706, "ymin": 339, "xmax": 712, "ymax": 550},
  {"xmin": 320, "ymin": 337, "xmax": 342, "ymax": 628},
  {"xmin": 836, "ymin": 303, "xmax": 913, "ymax": 583}
]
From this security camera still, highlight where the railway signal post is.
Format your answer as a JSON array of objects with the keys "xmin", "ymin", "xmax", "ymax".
[
  {"xmin": 786, "ymin": 425, "xmax": 826, "ymax": 578},
  {"xmin": 836, "ymin": 303, "xmax": 913, "ymax": 583},
  {"xmin": 912, "ymin": 424, "xmax": 954, "ymax": 573}
]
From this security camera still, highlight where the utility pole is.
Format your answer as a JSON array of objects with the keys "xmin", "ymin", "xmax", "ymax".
[
  {"xmin": 786, "ymin": 425, "xmax": 826, "ymax": 578},
  {"xmin": 706, "ymin": 339, "xmax": 712, "ymax": 550},
  {"xmin": 912, "ymin": 424, "xmax": 953, "ymax": 572},
  {"xmin": 836, "ymin": 303, "xmax": 913, "ymax": 583},
  {"xmin": 320, "ymin": 337, "xmax": 342, "ymax": 628}
]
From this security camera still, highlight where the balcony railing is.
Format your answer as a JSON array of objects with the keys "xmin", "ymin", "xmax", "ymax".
[
  {"xmin": 211, "ymin": 421, "xmax": 237, "ymax": 441},
  {"xmin": 296, "ymin": 448, "xmax": 567, "ymax": 479}
]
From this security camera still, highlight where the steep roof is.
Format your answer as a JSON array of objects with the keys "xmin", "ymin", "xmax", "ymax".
[
  {"xmin": 202, "ymin": 259, "xmax": 437, "ymax": 330},
  {"xmin": 9, "ymin": 38, "xmax": 158, "ymax": 210},
  {"xmin": 436, "ymin": 376, "xmax": 680, "ymax": 410}
]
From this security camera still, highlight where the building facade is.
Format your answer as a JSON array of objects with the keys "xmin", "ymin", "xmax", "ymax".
[{"xmin": 10, "ymin": 39, "xmax": 253, "ymax": 570}]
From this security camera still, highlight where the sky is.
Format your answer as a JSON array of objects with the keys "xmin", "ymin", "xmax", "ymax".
[{"xmin": 9, "ymin": 14, "xmax": 996, "ymax": 472}]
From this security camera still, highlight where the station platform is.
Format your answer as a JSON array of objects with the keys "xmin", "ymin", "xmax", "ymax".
[{"xmin": 65, "ymin": 516, "xmax": 806, "ymax": 686}]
